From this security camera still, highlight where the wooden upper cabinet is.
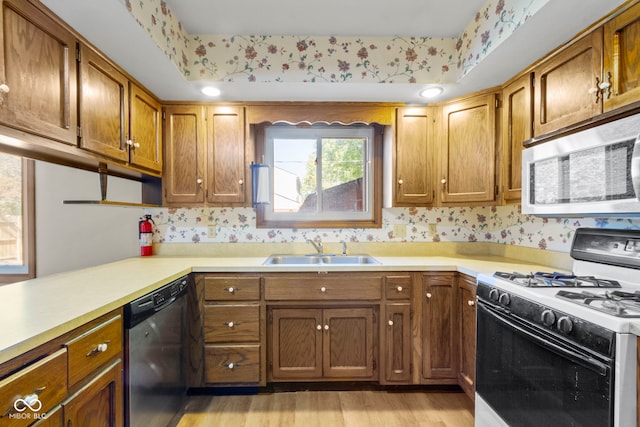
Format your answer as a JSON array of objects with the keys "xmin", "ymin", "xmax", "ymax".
[
  {"xmin": 603, "ymin": 1, "xmax": 640, "ymax": 112},
  {"xmin": 440, "ymin": 92, "xmax": 498, "ymax": 204},
  {"xmin": 533, "ymin": 28, "xmax": 603, "ymax": 136},
  {"xmin": 0, "ymin": 0, "xmax": 77, "ymax": 145},
  {"xmin": 501, "ymin": 73, "xmax": 532, "ymax": 204},
  {"xmin": 163, "ymin": 105, "xmax": 206, "ymax": 204},
  {"xmin": 129, "ymin": 83, "xmax": 162, "ymax": 173},
  {"xmin": 78, "ymin": 44, "xmax": 129, "ymax": 162},
  {"xmin": 395, "ymin": 107, "xmax": 435, "ymax": 205},
  {"xmin": 206, "ymin": 106, "xmax": 246, "ymax": 204}
]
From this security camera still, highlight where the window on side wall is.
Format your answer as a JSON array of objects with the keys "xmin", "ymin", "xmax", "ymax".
[
  {"xmin": 257, "ymin": 123, "xmax": 382, "ymax": 228},
  {"xmin": 0, "ymin": 152, "xmax": 35, "ymax": 284}
]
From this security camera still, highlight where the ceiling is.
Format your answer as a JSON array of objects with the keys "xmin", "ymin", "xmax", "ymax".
[{"xmin": 40, "ymin": 0, "xmax": 626, "ymax": 103}]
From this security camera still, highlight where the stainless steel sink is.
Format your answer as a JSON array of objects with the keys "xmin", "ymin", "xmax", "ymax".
[
  {"xmin": 263, "ymin": 254, "xmax": 380, "ymax": 265},
  {"xmin": 320, "ymin": 255, "xmax": 380, "ymax": 265}
]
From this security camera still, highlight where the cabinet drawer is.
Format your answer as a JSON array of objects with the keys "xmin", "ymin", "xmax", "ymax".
[
  {"xmin": 204, "ymin": 276, "xmax": 260, "ymax": 301},
  {"xmin": 264, "ymin": 276, "xmax": 382, "ymax": 301},
  {"xmin": 65, "ymin": 315, "xmax": 123, "ymax": 387},
  {"xmin": 0, "ymin": 349, "xmax": 68, "ymax": 426},
  {"xmin": 204, "ymin": 345, "xmax": 260, "ymax": 384},
  {"xmin": 385, "ymin": 275, "xmax": 412, "ymax": 300},
  {"xmin": 204, "ymin": 304, "xmax": 260, "ymax": 342}
]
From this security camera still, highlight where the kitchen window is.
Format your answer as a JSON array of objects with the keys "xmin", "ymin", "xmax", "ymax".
[
  {"xmin": 257, "ymin": 123, "xmax": 382, "ymax": 228},
  {"xmin": 0, "ymin": 152, "xmax": 35, "ymax": 284}
]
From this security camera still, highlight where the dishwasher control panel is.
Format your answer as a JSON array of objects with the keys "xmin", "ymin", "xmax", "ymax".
[{"xmin": 124, "ymin": 275, "xmax": 190, "ymax": 328}]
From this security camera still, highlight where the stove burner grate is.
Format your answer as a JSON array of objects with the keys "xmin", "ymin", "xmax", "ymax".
[
  {"xmin": 493, "ymin": 271, "xmax": 621, "ymax": 288},
  {"xmin": 557, "ymin": 289, "xmax": 640, "ymax": 317}
]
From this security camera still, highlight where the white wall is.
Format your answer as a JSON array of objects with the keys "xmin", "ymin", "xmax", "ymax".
[{"xmin": 35, "ymin": 162, "xmax": 143, "ymax": 276}]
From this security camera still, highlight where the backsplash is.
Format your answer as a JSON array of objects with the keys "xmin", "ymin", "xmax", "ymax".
[{"xmin": 146, "ymin": 206, "xmax": 640, "ymax": 253}]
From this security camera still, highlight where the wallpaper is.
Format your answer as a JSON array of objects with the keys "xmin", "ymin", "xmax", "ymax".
[
  {"xmin": 147, "ymin": 206, "xmax": 640, "ymax": 253},
  {"xmin": 124, "ymin": 0, "xmax": 546, "ymax": 85}
]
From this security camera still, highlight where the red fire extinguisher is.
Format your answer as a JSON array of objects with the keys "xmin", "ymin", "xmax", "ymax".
[{"xmin": 139, "ymin": 214, "xmax": 154, "ymax": 257}]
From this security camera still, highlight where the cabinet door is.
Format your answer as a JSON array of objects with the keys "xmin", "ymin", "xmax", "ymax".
[
  {"xmin": 63, "ymin": 360, "xmax": 123, "ymax": 427},
  {"xmin": 270, "ymin": 308, "xmax": 323, "ymax": 380},
  {"xmin": 163, "ymin": 105, "xmax": 206, "ymax": 204},
  {"xmin": 383, "ymin": 303, "xmax": 411, "ymax": 383},
  {"xmin": 395, "ymin": 107, "xmax": 435, "ymax": 205},
  {"xmin": 533, "ymin": 29, "xmax": 603, "ymax": 136},
  {"xmin": 129, "ymin": 83, "xmax": 162, "ymax": 173},
  {"xmin": 603, "ymin": 2, "xmax": 640, "ymax": 112},
  {"xmin": 0, "ymin": 0, "xmax": 77, "ymax": 145},
  {"xmin": 458, "ymin": 274, "xmax": 476, "ymax": 400},
  {"xmin": 422, "ymin": 274, "xmax": 457, "ymax": 380},
  {"xmin": 323, "ymin": 308, "xmax": 376, "ymax": 379},
  {"xmin": 440, "ymin": 93, "xmax": 497, "ymax": 204},
  {"xmin": 206, "ymin": 106, "xmax": 246, "ymax": 204},
  {"xmin": 78, "ymin": 45, "xmax": 129, "ymax": 162},
  {"xmin": 502, "ymin": 73, "xmax": 532, "ymax": 204}
]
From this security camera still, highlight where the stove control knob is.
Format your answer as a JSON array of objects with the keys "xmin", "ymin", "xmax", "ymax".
[
  {"xmin": 498, "ymin": 293, "xmax": 511, "ymax": 306},
  {"xmin": 541, "ymin": 309, "xmax": 556, "ymax": 327},
  {"xmin": 489, "ymin": 289, "xmax": 500, "ymax": 301},
  {"xmin": 557, "ymin": 316, "xmax": 574, "ymax": 333}
]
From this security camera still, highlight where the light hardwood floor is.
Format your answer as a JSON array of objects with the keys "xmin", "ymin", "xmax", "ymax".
[{"xmin": 177, "ymin": 390, "xmax": 474, "ymax": 427}]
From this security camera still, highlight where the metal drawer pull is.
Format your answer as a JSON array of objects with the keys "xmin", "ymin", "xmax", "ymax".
[
  {"xmin": 86, "ymin": 340, "xmax": 110, "ymax": 356},
  {"xmin": 7, "ymin": 387, "xmax": 45, "ymax": 415}
]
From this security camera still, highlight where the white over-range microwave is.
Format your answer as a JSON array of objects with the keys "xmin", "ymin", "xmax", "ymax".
[{"xmin": 522, "ymin": 112, "xmax": 640, "ymax": 216}]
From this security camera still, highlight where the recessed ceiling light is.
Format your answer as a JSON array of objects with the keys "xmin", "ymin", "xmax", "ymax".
[
  {"xmin": 420, "ymin": 87, "xmax": 444, "ymax": 98},
  {"xmin": 201, "ymin": 86, "xmax": 221, "ymax": 97}
]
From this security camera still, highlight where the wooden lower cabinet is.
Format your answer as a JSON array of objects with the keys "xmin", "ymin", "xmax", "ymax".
[
  {"xmin": 421, "ymin": 273, "xmax": 458, "ymax": 382},
  {"xmin": 61, "ymin": 359, "xmax": 123, "ymax": 427},
  {"xmin": 382, "ymin": 303, "xmax": 411, "ymax": 383},
  {"xmin": 0, "ymin": 309, "xmax": 123, "ymax": 427},
  {"xmin": 269, "ymin": 307, "xmax": 377, "ymax": 381},
  {"xmin": 458, "ymin": 274, "xmax": 477, "ymax": 400},
  {"xmin": 199, "ymin": 274, "xmax": 264, "ymax": 387}
]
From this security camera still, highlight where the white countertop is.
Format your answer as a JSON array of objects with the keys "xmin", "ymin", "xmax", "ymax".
[{"xmin": 0, "ymin": 254, "xmax": 560, "ymax": 365}]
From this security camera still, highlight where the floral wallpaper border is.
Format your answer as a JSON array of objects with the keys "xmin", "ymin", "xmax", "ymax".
[
  {"xmin": 124, "ymin": 0, "xmax": 547, "ymax": 85},
  {"xmin": 146, "ymin": 206, "xmax": 640, "ymax": 254}
]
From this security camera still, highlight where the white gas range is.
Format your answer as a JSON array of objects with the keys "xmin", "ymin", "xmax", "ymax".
[{"xmin": 475, "ymin": 228, "xmax": 640, "ymax": 427}]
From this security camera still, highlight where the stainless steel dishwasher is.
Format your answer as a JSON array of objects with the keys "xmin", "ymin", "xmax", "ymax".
[{"xmin": 124, "ymin": 275, "xmax": 190, "ymax": 427}]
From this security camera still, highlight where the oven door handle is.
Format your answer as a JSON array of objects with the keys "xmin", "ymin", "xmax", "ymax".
[{"xmin": 480, "ymin": 302, "xmax": 611, "ymax": 376}]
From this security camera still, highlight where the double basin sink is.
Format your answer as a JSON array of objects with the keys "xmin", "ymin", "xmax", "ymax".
[{"xmin": 263, "ymin": 254, "xmax": 380, "ymax": 266}]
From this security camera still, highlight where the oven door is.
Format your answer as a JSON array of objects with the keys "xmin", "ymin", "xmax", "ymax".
[{"xmin": 476, "ymin": 300, "xmax": 614, "ymax": 427}]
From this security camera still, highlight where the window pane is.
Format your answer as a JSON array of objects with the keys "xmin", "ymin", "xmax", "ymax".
[
  {"xmin": 319, "ymin": 138, "xmax": 365, "ymax": 212},
  {"xmin": 0, "ymin": 153, "xmax": 24, "ymax": 268},
  {"xmin": 273, "ymin": 138, "xmax": 316, "ymax": 212}
]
